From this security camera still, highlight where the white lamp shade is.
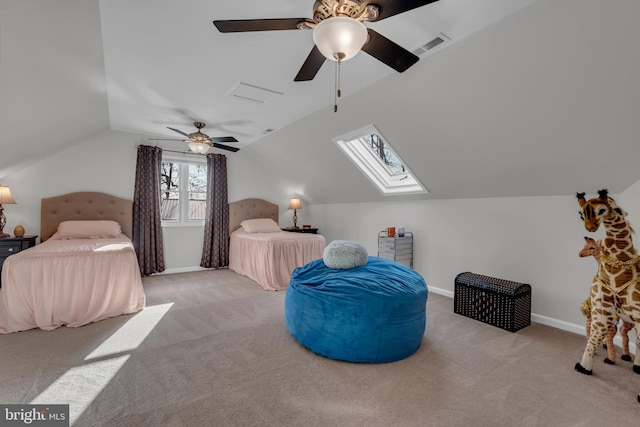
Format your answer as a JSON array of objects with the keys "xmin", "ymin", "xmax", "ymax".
[
  {"xmin": 0, "ymin": 185, "xmax": 16, "ymax": 204},
  {"xmin": 288, "ymin": 198, "xmax": 302, "ymax": 209},
  {"xmin": 188, "ymin": 142, "xmax": 210, "ymax": 154},
  {"xmin": 312, "ymin": 16, "xmax": 368, "ymax": 62}
]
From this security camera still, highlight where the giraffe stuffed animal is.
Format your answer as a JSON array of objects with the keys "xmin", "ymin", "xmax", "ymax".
[
  {"xmin": 578, "ymin": 236, "xmax": 633, "ymax": 364},
  {"xmin": 575, "ymin": 190, "xmax": 640, "ymax": 375}
]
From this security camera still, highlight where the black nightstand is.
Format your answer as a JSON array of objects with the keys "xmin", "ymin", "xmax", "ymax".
[
  {"xmin": 282, "ymin": 227, "xmax": 319, "ymax": 234},
  {"xmin": 0, "ymin": 235, "xmax": 37, "ymax": 288}
]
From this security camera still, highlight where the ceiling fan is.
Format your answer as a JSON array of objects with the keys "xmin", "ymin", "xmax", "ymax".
[
  {"xmin": 150, "ymin": 122, "xmax": 240, "ymax": 153},
  {"xmin": 213, "ymin": 0, "xmax": 439, "ymax": 81}
]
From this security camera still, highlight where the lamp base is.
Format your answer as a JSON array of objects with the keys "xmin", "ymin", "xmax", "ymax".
[{"xmin": 0, "ymin": 232, "xmax": 9, "ymax": 238}]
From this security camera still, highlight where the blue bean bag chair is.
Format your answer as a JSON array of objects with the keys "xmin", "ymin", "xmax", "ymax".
[{"xmin": 285, "ymin": 256, "xmax": 428, "ymax": 363}]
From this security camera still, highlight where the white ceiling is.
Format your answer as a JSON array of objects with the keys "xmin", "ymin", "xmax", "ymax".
[
  {"xmin": 2, "ymin": 0, "xmax": 640, "ymax": 203},
  {"xmin": 98, "ymin": 0, "xmax": 535, "ymax": 144}
]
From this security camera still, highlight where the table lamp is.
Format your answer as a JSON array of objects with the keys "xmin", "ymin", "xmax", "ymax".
[
  {"xmin": 288, "ymin": 198, "xmax": 302, "ymax": 229},
  {"xmin": 0, "ymin": 185, "xmax": 17, "ymax": 238}
]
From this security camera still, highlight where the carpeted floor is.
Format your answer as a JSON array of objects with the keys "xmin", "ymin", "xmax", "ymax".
[{"xmin": 1, "ymin": 269, "xmax": 639, "ymax": 426}]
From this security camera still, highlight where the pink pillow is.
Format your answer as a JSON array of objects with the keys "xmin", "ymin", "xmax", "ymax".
[
  {"xmin": 51, "ymin": 220, "xmax": 122, "ymax": 239},
  {"xmin": 240, "ymin": 218, "xmax": 280, "ymax": 233}
]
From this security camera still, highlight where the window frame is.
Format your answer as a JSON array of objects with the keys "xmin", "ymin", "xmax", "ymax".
[
  {"xmin": 160, "ymin": 154, "xmax": 208, "ymax": 227},
  {"xmin": 333, "ymin": 125, "xmax": 428, "ymax": 196}
]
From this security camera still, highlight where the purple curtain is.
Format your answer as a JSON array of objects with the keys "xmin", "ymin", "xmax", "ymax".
[
  {"xmin": 200, "ymin": 153, "xmax": 229, "ymax": 268},
  {"xmin": 133, "ymin": 145, "xmax": 165, "ymax": 276}
]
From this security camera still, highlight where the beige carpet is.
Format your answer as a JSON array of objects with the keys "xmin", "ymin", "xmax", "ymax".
[{"xmin": 1, "ymin": 269, "xmax": 639, "ymax": 426}]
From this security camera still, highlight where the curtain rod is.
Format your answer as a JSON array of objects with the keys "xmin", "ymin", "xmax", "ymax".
[
  {"xmin": 161, "ymin": 148, "xmax": 204, "ymax": 156},
  {"xmin": 134, "ymin": 144, "xmax": 212, "ymax": 157}
]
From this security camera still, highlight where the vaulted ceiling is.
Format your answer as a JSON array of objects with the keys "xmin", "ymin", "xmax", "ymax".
[{"xmin": 1, "ymin": 0, "xmax": 639, "ymax": 202}]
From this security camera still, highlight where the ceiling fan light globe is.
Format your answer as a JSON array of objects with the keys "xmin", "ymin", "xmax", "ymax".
[
  {"xmin": 188, "ymin": 142, "xmax": 210, "ymax": 154},
  {"xmin": 312, "ymin": 16, "xmax": 367, "ymax": 62}
]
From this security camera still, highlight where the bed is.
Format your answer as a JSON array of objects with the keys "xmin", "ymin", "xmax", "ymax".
[
  {"xmin": 0, "ymin": 192, "xmax": 146, "ymax": 334},
  {"xmin": 228, "ymin": 198, "xmax": 326, "ymax": 291}
]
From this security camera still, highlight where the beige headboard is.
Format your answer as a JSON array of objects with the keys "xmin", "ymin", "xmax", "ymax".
[
  {"xmin": 229, "ymin": 198, "xmax": 279, "ymax": 233},
  {"xmin": 41, "ymin": 192, "xmax": 133, "ymax": 241}
]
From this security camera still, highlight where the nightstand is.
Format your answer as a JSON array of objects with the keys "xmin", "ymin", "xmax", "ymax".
[
  {"xmin": 0, "ymin": 235, "xmax": 37, "ymax": 288},
  {"xmin": 282, "ymin": 227, "xmax": 319, "ymax": 234}
]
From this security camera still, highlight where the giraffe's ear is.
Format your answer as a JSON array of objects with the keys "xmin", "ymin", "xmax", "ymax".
[
  {"xmin": 607, "ymin": 197, "xmax": 628, "ymax": 216},
  {"xmin": 614, "ymin": 207, "xmax": 628, "ymax": 217}
]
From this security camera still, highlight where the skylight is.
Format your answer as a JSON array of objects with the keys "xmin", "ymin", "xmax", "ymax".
[{"xmin": 334, "ymin": 125, "xmax": 428, "ymax": 195}]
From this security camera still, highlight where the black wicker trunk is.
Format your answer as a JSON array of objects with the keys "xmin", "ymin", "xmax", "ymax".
[{"xmin": 454, "ymin": 272, "xmax": 531, "ymax": 332}]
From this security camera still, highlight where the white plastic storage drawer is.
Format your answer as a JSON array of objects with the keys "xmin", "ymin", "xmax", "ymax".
[{"xmin": 377, "ymin": 232, "xmax": 413, "ymax": 269}]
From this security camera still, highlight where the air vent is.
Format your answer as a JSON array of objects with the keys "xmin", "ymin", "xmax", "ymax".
[
  {"xmin": 412, "ymin": 33, "xmax": 450, "ymax": 56},
  {"xmin": 227, "ymin": 82, "xmax": 283, "ymax": 104}
]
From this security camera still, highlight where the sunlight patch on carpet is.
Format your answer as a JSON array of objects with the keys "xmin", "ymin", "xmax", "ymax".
[
  {"xmin": 30, "ymin": 303, "xmax": 173, "ymax": 425},
  {"xmin": 31, "ymin": 355, "xmax": 130, "ymax": 425},
  {"xmin": 84, "ymin": 302, "xmax": 174, "ymax": 360}
]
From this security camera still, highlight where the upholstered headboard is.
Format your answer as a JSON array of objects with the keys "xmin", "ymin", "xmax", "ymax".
[
  {"xmin": 229, "ymin": 198, "xmax": 279, "ymax": 233},
  {"xmin": 40, "ymin": 192, "xmax": 133, "ymax": 241}
]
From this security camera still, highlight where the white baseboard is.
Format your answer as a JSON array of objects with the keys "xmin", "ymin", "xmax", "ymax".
[
  {"xmin": 427, "ymin": 285, "xmax": 636, "ymax": 355},
  {"xmin": 428, "ymin": 286, "xmax": 454, "ymax": 298},
  {"xmin": 155, "ymin": 266, "xmax": 210, "ymax": 275}
]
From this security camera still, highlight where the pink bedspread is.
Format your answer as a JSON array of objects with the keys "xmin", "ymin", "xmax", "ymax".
[
  {"xmin": 229, "ymin": 230, "xmax": 326, "ymax": 291},
  {"xmin": 0, "ymin": 235, "xmax": 145, "ymax": 334}
]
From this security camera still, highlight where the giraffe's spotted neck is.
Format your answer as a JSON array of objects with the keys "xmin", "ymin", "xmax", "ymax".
[
  {"xmin": 595, "ymin": 211, "xmax": 640, "ymax": 292},
  {"xmin": 602, "ymin": 214, "xmax": 637, "ymax": 260}
]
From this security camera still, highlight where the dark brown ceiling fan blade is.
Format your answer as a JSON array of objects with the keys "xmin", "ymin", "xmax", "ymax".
[
  {"xmin": 361, "ymin": 29, "xmax": 419, "ymax": 73},
  {"xmin": 213, "ymin": 18, "xmax": 308, "ymax": 33},
  {"xmin": 213, "ymin": 143, "xmax": 240, "ymax": 152},
  {"xmin": 294, "ymin": 45, "xmax": 326, "ymax": 81},
  {"xmin": 210, "ymin": 136, "xmax": 238, "ymax": 143},
  {"xmin": 167, "ymin": 127, "xmax": 190, "ymax": 137},
  {"xmin": 370, "ymin": 0, "xmax": 440, "ymax": 21}
]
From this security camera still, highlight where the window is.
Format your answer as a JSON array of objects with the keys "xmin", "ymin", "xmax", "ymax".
[
  {"xmin": 160, "ymin": 157, "xmax": 207, "ymax": 224},
  {"xmin": 333, "ymin": 125, "xmax": 428, "ymax": 195}
]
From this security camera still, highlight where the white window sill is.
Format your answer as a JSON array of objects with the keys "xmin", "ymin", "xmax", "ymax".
[{"xmin": 161, "ymin": 222, "xmax": 205, "ymax": 228}]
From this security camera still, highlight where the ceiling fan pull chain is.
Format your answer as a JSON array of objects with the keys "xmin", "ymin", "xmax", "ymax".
[
  {"xmin": 333, "ymin": 62, "xmax": 340, "ymax": 113},
  {"xmin": 334, "ymin": 52, "xmax": 345, "ymax": 113},
  {"xmin": 337, "ymin": 58, "xmax": 342, "ymax": 99}
]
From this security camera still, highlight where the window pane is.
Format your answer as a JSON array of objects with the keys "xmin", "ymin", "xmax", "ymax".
[
  {"xmin": 188, "ymin": 164, "xmax": 207, "ymax": 220},
  {"xmin": 161, "ymin": 194, "xmax": 179, "ymax": 221},
  {"xmin": 161, "ymin": 162, "xmax": 179, "ymax": 193},
  {"xmin": 363, "ymin": 134, "xmax": 405, "ymax": 175},
  {"xmin": 189, "ymin": 164, "xmax": 207, "ymax": 195},
  {"xmin": 188, "ymin": 198, "xmax": 206, "ymax": 220},
  {"xmin": 160, "ymin": 162, "xmax": 179, "ymax": 221}
]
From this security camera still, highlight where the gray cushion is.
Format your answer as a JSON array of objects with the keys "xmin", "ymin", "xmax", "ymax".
[{"xmin": 322, "ymin": 240, "xmax": 368, "ymax": 269}]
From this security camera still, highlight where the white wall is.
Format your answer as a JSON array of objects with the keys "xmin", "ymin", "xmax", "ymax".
[
  {"xmin": 3, "ymin": 130, "xmax": 140, "ymax": 238},
  {"xmin": 307, "ymin": 194, "xmax": 609, "ymax": 333},
  {"xmin": 619, "ymin": 180, "xmax": 640, "ymax": 227}
]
